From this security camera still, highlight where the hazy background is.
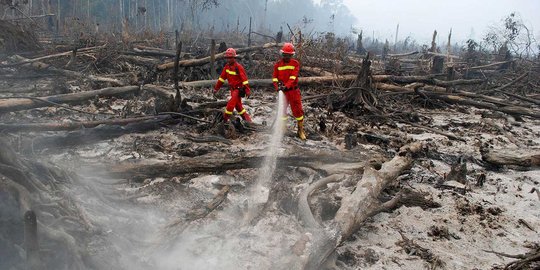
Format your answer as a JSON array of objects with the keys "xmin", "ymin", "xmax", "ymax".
[
  {"xmin": 338, "ymin": 0, "xmax": 540, "ymax": 43},
  {"xmin": 8, "ymin": 0, "xmax": 536, "ymax": 48}
]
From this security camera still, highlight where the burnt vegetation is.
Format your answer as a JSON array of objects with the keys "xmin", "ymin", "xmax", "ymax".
[{"xmin": 1, "ymin": 1, "xmax": 540, "ymax": 270}]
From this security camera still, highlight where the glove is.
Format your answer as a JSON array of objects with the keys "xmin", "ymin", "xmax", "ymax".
[
  {"xmin": 273, "ymin": 83, "xmax": 279, "ymax": 92},
  {"xmin": 277, "ymin": 82, "xmax": 284, "ymax": 92},
  {"xmin": 212, "ymin": 88, "xmax": 219, "ymax": 98},
  {"xmin": 245, "ymin": 87, "xmax": 251, "ymax": 98}
]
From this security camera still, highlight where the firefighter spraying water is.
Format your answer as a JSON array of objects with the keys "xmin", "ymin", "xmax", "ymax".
[{"xmin": 272, "ymin": 42, "xmax": 306, "ymax": 140}]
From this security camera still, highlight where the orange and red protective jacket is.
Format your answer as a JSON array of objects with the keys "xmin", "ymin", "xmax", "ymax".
[
  {"xmin": 272, "ymin": 58, "xmax": 300, "ymax": 90},
  {"xmin": 214, "ymin": 61, "xmax": 250, "ymax": 91}
]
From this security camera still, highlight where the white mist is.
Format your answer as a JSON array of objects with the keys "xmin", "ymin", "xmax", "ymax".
[{"xmin": 244, "ymin": 90, "xmax": 287, "ymax": 223}]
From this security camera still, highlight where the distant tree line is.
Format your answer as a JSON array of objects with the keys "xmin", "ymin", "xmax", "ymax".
[{"xmin": 0, "ymin": 0, "xmax": 356, "ymax": 37}]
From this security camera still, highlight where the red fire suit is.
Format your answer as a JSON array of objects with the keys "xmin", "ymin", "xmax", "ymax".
[
  {"xmin": 214, "ymin": 61, "xmax": 252, "ymax": 122},
  {"xmin": 272, "ymin": 58, "xmax": 304, "ymax": 121}
]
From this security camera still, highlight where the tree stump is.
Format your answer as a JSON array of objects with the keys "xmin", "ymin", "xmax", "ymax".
[{"xmin": 431, "ymin": 56, "xmax": 444, "ymax": 74}]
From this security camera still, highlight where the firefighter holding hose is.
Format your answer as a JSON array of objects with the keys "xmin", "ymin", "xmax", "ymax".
[{"xmin": 272, "ymin": 42, "xmax": 306, "ymax": 140}]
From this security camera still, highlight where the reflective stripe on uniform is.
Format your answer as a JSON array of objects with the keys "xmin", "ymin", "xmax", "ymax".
[
  {"xmin": 289, "ymin": 76, "xmax": 296, "ymax": 80},
  {"xmin": 238, "ymin": 109, "xmax": 247, "ymax": 115},
  {"xmin": 225, "ymin": 109, "xmax": 233, "ymax": 115},
  {"xmin": 242, "ymin": 81, "xmax": 249, "ymax": 85},
  {"xmin": 296, "ymin": 115, "xmax": 304, "ymax": 121},
  {"xmin": 225, "ymin": 69, "xmax": 237, "ymax": 75},
  {"xmin": 272, "ymin": 78, "xmax": 278, "ymax": 82},
  {"xmin": 218, "ymin": 77, "xmax": 225, "ymax": 82},
  {"xmin": 278, "ymin": 65, "xmax": 295, "ymax": 71}
]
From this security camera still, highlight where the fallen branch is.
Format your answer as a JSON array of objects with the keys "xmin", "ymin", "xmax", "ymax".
[
  {"xmin": 106, "ymin": 151, "xmax": 363, "ymax": 181},
  {"xmin": 157, "ymin": 43, "xmax": 282, "ymax": 70},
  {"xmin": 401, "ymin": 120, "xmax": 466, "ymax": 142},
  {"xmin": 0, "ymin": 96, "xmax": 115, "ymax": 116},
  {"xmin": 0, "ymin": 86, "xmax": 139, "ymax": 113},
  {"xmin": 495, "ymin": 90, "xmax": 540, "ymax": 106},
  {"xmin": 482, "ymin": 147, "xmax": 540, "ymax": 168},
  {"xmin": 374, "ymin": 74, "xmax": 484, "ymax": 87},
  {"xmin": 467, "ymin": 60, "xmax": 514, "ymax": 70},
  {"xmin": 485, "ymin": 247, "xmax": 540, "ymax": 270},
  {"xmin": 419, "ymin": 90, "xmax": 540, "ymax": 119},
  {"xmin": 302, "ymin": 66, "xmax": 334, "ymax": 76},
  {"xmin": 174, "ymin": 74, "xmax": 483, "ymax": 89},
  {"xmin": 116, "ymin": 55, "xmax": 159, "ymax": 67},
  {"xmin": 20, "ymin": 115, "xmax": 174, "ymax": 152},
  {"xmin": 424, "ymin": 51, "xmax": 460, "ymax": 59},
  {"xmin": 388, "ymin": 51, "xmax": 419, "ymax": 58},
  {"xmin": 3, "ymin": 46, "xmax": 104, "ymax": 67},
  {"xmin": 129, "ymin": 45, "xmax": 186, "ymax": 58},
  {"xmin": 482, "ymin": 73, "xmax": 529, "ymax": 94},
  {"xmin": 158, "ymin": 112, "xmax": 213, "ymax": 123},
  {"xmin": 300, "ymin": 142, "xmax": 424, "ymax": 269},
  {"xmin": 11, "ymin": 55, "xmax": 125, "ymax": 86},
  {"xmin": 0, "ymin": 116, "xmax": 158, "ymax": 132}
]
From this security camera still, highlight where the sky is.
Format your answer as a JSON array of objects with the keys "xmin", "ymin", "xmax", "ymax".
[{"xmin": 339, "ymin": 0, "xmax": 540, "ymax": 44}]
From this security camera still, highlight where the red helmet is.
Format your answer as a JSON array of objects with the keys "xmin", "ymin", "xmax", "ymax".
[
  {"xmin": 224, "ymin": 48, "xmax": 237, "ymax": 58},
  {"xmin": 280, "ymin": 43, "xmax": 295, "ymax": 55}
]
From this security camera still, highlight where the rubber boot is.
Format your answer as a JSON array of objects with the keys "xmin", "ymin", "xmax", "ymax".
[
  {"xmin": 223, "ymin": 112, "xmax": 231, "ymax": 122},
  {"xmin": 297, "ymin": 119, "xmax": 306, "ymax": 140},
  {"xmin": 241, "ymin": 113, "xmax": 253, "ymax": 123}
]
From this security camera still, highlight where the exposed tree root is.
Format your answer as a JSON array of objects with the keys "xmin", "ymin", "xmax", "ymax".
[{"xmin": 296, "ymin": 142, "xmax": 425, "ymax": 269}]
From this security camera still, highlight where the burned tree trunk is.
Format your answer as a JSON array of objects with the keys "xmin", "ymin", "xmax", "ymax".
[
  {"xmin": 174, "ymin": 75, "xmax": 483, "ymax": 89},
  {"xmin": 0, "ymin": 116, "xmax": 160, "ymax": 132},
  {"xmin": 356, "ymin": 31, "xmax": 366, "ymax": 55},
  {"xmin": 297, "ymin": 143, "xmax": 424, "ymax": 269},
  {"xmin": 172, "ymin": 41, "xmax": 183, "ymax": 112},
  {"xmin": 430, "ymin": 30, "xmax": 438, "ymax": 53},
  {"xmin": 418, "ymin": 91, "xmax": 540, "ymax": 119},
  {"xmin": 0, "ymin": 86, "xmax": 139, "ymax": 113},
  {"xmin": 482, "ymin": 147, "xmax": 540, "ymax": 168},
  {"xmin": 431, "ymin": 56, "xmax": 444, "ymax": 74},
  {"xmin": 107, "ymin": 151, "xmax": 365, "ymax": 181},
  {"xmin": 157, "ymin": 43, "xmax": 281, "ymax": 70},
  {"xmin": 335, "ymin": 53, "xmax": 378, "ymax": 113}
]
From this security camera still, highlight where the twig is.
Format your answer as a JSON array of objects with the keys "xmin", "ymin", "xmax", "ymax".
[
  {"xmin": 158, "ymin": 112, "xmax": 212, "ymax": 123},
  {"xmin": 496, "ymin": 90, "xmax": 540, "ymax": 106},
  {"xmin": 518, "ymin": 219, "xmax": 536, "ymax": 232},
  {"xmin": 481, "ymin": 72, "xmax": 529, "ymax": 94},
  {"xmin": 483, "ymin": 249, "xmax": 525, "ymax": 259},
  {"xmin": 401, "ymin": 120, "xmax": 466, "ymax": 142},
  {"xmin": 286, "ymin": 23, "xmax": 296, "ymax": 40},
  {"xmin": 250, "ymin": 31, "xmax": 277, "ymax": 42}
]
